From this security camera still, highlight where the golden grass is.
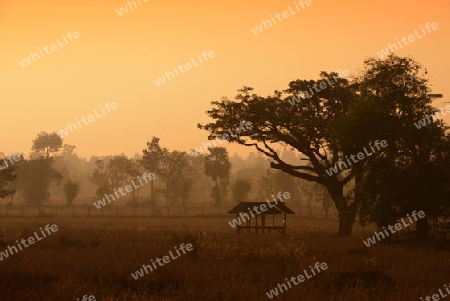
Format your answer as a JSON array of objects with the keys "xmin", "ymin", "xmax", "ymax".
[{"xmin": 0, "ymin": 216, "xmax": 448, "ymax": 300}]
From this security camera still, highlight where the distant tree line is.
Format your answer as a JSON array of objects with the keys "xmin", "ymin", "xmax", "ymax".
[{"xmin": 0, "ymin": 130, "xmax": 325, "ymax": 211}]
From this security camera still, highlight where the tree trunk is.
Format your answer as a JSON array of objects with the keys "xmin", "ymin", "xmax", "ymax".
[
  {"xmin": 337, "ymin": 206, "xmax": 357, "ymax": 236},
  {"xmin": 150, "ymin": 180, "xmax": 154, "ymax": 203},
  {"xmin": 214, "ymin": 177, "xmax": 220, "ymax": 206},
  {"xmin": 327, "ymin": 183, "xmax": 357, "ymax": 236}
]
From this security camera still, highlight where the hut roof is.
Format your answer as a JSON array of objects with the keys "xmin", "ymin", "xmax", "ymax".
[{"xmin": 228, "ymin": 202, "xmax": 295, "ymax": 215}]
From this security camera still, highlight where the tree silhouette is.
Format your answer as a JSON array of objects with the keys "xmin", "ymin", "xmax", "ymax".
[
  {"xmin": 204, "ymin": 147, "xmax": 231, "ymax": 206},
  {"xmin": 198, "ymin": 71, "xmax": 356, "ymax": 235},
  {"xmin": 0, "ymin": 160, "xmax": 16, "ymax": 201},
  {"xmin": 16, "ymin": 157, "xmax": 62, "ymax": 206},
  {"xmin": 335, "ymin": 54, "xmax": 450, "ymax": 240},
  {"xmin": 232, "ymin": 179, "xmax": 251, "ymax": 203},
  {"xmin": 64, "ymin": 178, "xmax": 80, "ymax": 206},
  {"xmin": 90, "ymin": 155, "xmax": 136, "ymax": 202},
  {"xmin": 32, "ymin": 131, "xmax": 62, "ymax": 158},
  {"xmin": 141, "ymin": 137, "xmax": 165, "ymax": 204}
]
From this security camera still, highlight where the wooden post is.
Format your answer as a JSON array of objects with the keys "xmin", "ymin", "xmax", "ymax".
[
  {"xmin": 21, "ymin": 207, "xmax": 23, "ymax": 217},
  {"xmin": 283, "ymin": 212, "xmax": 287, "ymax": 234},
  {"xmin": 116, "ymin": 206, "xmax": 119, "ymax": 216},
  {"xmin": 237, "ymin": 213, "xmax": 240, "ymax": 234},
  {"xmin": 88, "ymin": 206, "xmax": 90, "ymax": 216},
  {"xmin": 255, "ymin": 213, "xmax": 258, "ymax": 234},
  {"xmin": 262, "ymin": 214, "xmax": 265, "ymax": 234}
]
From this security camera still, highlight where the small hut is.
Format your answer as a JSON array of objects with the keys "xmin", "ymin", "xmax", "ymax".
[{"xmin": 228, "ymin": 202, "xmax": 295, "ymax": 234}]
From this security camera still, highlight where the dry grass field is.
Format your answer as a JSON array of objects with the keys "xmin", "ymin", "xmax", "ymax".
[{"xmin": 0, "ymin": 216, "xmax": 449, "ymax": 301}]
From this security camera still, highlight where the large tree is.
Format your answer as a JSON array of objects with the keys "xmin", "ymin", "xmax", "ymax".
[
  {"xmin": 334, "ymin": 55, "xmax": 450, "ymax": 240},
  {"xmin": 199, "ymin": 71, "xmax": 357, "ymax": 235}
]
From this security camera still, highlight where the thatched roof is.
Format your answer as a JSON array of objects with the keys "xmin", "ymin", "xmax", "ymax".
[{"xmin": 228, "ymin": 202, "xmax": 295, "ymax": 215}]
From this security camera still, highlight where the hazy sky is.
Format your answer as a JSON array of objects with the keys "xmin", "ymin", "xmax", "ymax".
[{"xmin": 1, "ymin": 0, "xmax": 449, "ymax": 159}]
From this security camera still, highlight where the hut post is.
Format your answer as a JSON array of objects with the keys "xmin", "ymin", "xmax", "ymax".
[{"xmin": 236, "ymin": 213, "xmax": 240, "ymax": 234}]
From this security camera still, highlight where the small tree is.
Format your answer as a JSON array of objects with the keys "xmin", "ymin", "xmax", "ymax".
[
  {"xmin": 32, "ymin": 132, "xmax": 62, "ymax": 158},
  {"xmin": 64, "ymin": 179, "xmax": 80, "ymax": 206},
  {"xmin": 142, "ymin": 137, "xmax": 165, "ymax": 204},
  {"xmin": 232, "ymin": 180, "xmax": 251, "ymax": 203},
  {"xmin": 204, "ymin": 147, "xmax": 231, "ymax": 206},
  {"xmin": 17, "ymin": 158, "xmax": 62, "ymax": 206}
]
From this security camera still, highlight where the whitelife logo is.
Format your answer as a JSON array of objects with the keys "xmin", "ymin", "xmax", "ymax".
[
  {"xmin": 93, "ymin": 172, "xmax": 155, "ymax": 209},
  {"xmin": 131, "ymin": 243, "xmax": 193, "ymax": 280},
  {"xmin": 153, "ymin": 50, "xmax": 215, "ymax": 87},
  {"xmin": 0, "ymin": 224, "xmax": 58, "ymax": 261},
  {"xmin": 115, "ymin": 0, "xmax": 149, "ymax": 16},
  {"xmin": 363, "ymin": 210, "xmax": 426, "ymax": 247},
  {"xmin": 265, "ymin": 261, "xmax": 328, "ymax": 299},
  {"xmin": 0, "ymin": 153, "xmax": 22, "ymax": 171},
  {"xmin": 190, "ymin": 121, "xmax": 253, "ymax": 157},
  {"xmin": 414, "ymin": 106, "xmax": 450, "ymax": 130},
  {"xmin": 57, "ymin": 102, "xmax": 118, "ymax": 138},
  {"xmin": 228, "ymin": 191, "xmax": 290, "ymax": 229},
  {"xmin": 250, "ymin": 0, "xmax": 313, "ymax": 35},
  {"xmin": 376, "ymin": 22, "xmax": 439, "ymax": 59},
  {"xmin": 420, "ymin": 283, "xmax": 450, "ymax": 301},
  {"xmin": 325, "ymin": 140, "xmax": 388, "ymax": 176},
  {"xmin": 287, "ymin": 69, "xmax": 349, "ymax": 106},
  {"xmin": 18, "ymin": 31, "xmax": 81, "ymax": 68}
]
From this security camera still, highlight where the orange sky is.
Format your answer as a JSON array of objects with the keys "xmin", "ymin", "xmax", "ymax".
[{"xmin": 1, "ymin": 0, "xmax": 449, "ymax": 159}]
